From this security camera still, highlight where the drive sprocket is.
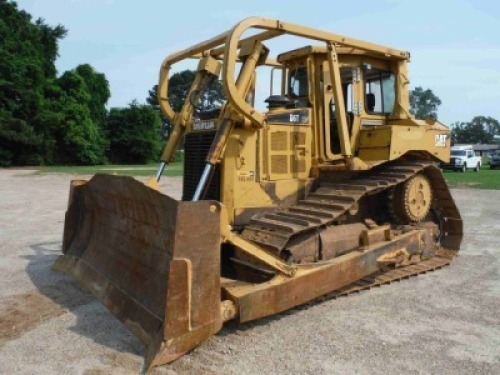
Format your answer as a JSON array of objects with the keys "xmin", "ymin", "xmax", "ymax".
[{"xmin": 389, "ymin": 173, "xmax": 432, "ymax": 223}]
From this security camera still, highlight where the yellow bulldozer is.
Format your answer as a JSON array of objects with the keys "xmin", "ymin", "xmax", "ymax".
[{"xmin": 54, "ymin": 17, "xmax": 462, "ymax": 372}]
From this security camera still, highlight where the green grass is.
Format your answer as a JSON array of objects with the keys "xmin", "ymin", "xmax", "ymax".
[
  {"xmin": 30, "ymin": 160, "xmax": 500, "ymax": 190},
  {"xmin": 35, "ymin": 161, "xmax": 184, "ymax": 177},
  {"xmin": 442, "ymin": 164, "xmax": 500, "ymax": 190}
]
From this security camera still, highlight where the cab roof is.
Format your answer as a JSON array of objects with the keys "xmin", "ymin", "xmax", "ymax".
[{"xmin": 277, "ymin": 45, "xmax": 408, "ymax": 63}]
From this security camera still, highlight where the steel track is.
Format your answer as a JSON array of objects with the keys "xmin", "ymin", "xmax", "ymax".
[
  {"xmin": 240, "ymin": 159, "xmax": 463, "ymax": 294},
  {"xmin": 323, "ymin": 252, "xmax": 454, "ymax": 300}
]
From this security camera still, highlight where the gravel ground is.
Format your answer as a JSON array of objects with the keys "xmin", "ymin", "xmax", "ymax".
[{"xmin": 0, "ymin": 169, "xmax": 499, "ymax": 375}]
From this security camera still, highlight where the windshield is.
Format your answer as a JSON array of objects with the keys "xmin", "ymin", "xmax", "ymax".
[{"xmin": 451, "ymin": 150, "xmax": 466, "ymax": 156}]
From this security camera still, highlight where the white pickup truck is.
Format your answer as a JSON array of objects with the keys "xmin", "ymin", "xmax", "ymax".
[{"xmin": 441, "ymin": 145, "xmax": 482, "ymax": 172}]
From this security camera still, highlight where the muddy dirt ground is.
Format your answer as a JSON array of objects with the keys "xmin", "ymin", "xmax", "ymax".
[{"xmin": 0, "ymin": 169, "xmax": 499, "ymax": 374}]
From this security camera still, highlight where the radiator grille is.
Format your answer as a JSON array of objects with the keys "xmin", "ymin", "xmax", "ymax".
[
  {"xmin": 182, "ymin": 131, "xmax": 220, "ymax": 201},
  {"xmin": 271, "ymin": 131, "xmax": 287, "ymax": 151},
  {"xmin": 290, "ymin": 155, "xmax": 306, "ymax": 173},
  {"xmin": 271, "ymin": 155, "xmax": 288, "ymax": 174},
  {"xmin": 290, "ymin": 132, "xmax": 306, "ymax": 147}
]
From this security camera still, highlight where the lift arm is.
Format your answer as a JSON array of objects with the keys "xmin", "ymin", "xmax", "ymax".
[
  {"xmin": 192, "ymin": 40, "xmax": 267, "ymax": 200},
  {"xmin": 155, "ymin": 57, "xmax": 222, "ymax": 181}
]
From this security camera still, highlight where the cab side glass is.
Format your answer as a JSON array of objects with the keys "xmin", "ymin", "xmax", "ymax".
[
  {"xmin": 289, "ymin": 67, "xmax": 308, "ymax": 98},
  {"xmin": 365, "ymin": 68, "xmax": 395, "ymax": 114}
]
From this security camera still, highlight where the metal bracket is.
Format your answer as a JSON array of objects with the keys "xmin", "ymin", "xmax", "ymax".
[
  {"xmin": 353, "ymin": 67, "xmax": 361, "ymax": 83},
  {"xmin": 353, "ymin": 101, "xmax": 362, "ymax": 116},
  {"xmin": 225, "ymin": 233, "xmax": 297, "ymax": 277},
  {"xmin": 219, "ymin": 206, "xmax": 296, "ymax": 276}
]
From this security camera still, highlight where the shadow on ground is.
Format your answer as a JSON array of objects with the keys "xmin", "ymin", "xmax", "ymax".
[
  {"xmin": 22, "ymin": 240, "xmax": 320, "ymax": 372},
  {"xmin": 24, "ymin": 241, "xmax": 144, "ymax": 358}
]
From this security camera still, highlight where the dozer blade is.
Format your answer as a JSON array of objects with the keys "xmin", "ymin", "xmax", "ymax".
[{"xmin": 53, "ymin": 174, "xmax": 223, "ymax": 371}]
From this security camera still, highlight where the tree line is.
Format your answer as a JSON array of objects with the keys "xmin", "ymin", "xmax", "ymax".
[
  {"xmin": 0, "ymin": 0, "xmax": 162, "ymax": 166},
  {"xmin": 1, "ymin": 1, "xmax": 497, "ymax": 167}
]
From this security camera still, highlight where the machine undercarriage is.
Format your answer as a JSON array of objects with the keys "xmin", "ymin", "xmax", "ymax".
[{"xmin": 221, "ymin": 158, "xmax": 461, "ymax": 319}]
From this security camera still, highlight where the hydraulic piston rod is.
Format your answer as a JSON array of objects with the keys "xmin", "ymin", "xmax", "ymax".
[
  {"xmin": 191, "ymin": 41, "xmax": 265, "ymax": 200},
  {"xmin": 155, "ymin": 57, "xmax": 222, "ymax": 182}
]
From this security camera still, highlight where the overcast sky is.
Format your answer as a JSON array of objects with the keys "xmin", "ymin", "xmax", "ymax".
[{"xmin": 16, "ymin": 0, "xmax": 500, "ymax": 125}]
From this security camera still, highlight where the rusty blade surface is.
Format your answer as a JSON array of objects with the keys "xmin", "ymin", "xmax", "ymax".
[{"xmin": 53, "ymin": 174, "xmax": 223, "ymax": 371}]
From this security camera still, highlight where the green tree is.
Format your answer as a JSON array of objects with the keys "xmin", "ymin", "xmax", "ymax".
[
  {"xmin": 33, "ymin": 64, "xmax": 110, "ymax": 165},
  {"xmin": 452, "ymin": 116, "xmax": 500, "ymax": 144},
  {"xmin": 0, "ymin": 113, "xmax": 42, "ymax": 165},
  {"xmin": 34, "ymin": 70, "xmax": 108, "ymax": 165},
  {"xmin": 56, "ymin": 70, "xmax": 107, "ymax": 164},
  {"xmin": 0, "ymin": 0, "xmax": 67, "ymax": 165},
  {"xmin": 74, "ymin": 64, "xmax": 110, "ymax": 125},
  {"xmin": 165, "ymin": 70, "xmax": 224, "ymax": 112},
  {"xmin": 146, "ymin": 70, "xmax": 224, "ymax": 139},
  {"xmin": 409, "ymin": 87, "xmax": 442, "ymax": 120},
  {"xmin": 105, "ymin": 101, "xmax": 162, "ymax": 164}
]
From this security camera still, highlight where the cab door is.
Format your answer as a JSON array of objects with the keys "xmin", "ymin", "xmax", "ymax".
[
  {"xmin": 322, "ymin": 63, "xmax": 361, "ymax": 161},
  {"xmin": 263, "ymin": 62, "xmax": 312, "ymax": 181}
]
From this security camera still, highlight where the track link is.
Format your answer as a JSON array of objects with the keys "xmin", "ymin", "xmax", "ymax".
[
  {"xmin": 327, "ymin": 253, "xmax": 453, "ymax": 299},
  {"xmin": 242, "ymin": 160, "xmax": 462, "ymax": 253},
  {"xmin": 294, "ymin": 252, "xmax": 453, "ymax": 309},
  {"xmin": 240, "ymin": 159, "xmax": 463, "ymax": 290}
]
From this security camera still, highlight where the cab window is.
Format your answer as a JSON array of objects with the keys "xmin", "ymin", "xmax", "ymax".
[
  {"xmin": 365, "ymin": 68, "xmax": 395, "ymax": 114},
  {"xmin": 451, "ymin": 150, "xmax": 466, "ymax": 157},
  {"xmin": 289, "ymin": 67, "xmax": 308, "ymax": 98}
]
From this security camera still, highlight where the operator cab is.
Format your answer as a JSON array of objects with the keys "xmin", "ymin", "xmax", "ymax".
[{"xmin": 272, "ymin": 46, "xmax": 399, "ymax": 163}]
